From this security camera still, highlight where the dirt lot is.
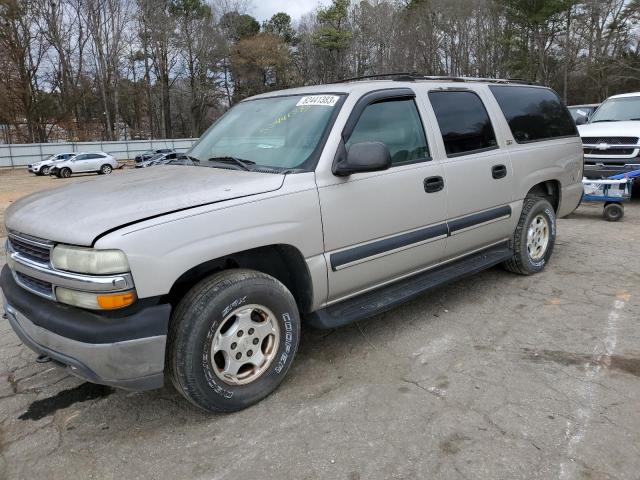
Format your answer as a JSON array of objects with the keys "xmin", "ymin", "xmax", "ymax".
[{"xmin": 1, "ymin": 168, "xmax": 639, "ymax": 480}]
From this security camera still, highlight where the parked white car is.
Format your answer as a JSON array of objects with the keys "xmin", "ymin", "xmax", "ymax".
[
  {"xmin": 27, "ymin": 153, "xmax": 75, "ymax": 176},
  {"xmin": 49, "ymin": 152, "xmax": 119, "ymax": 178},
  {"xmin": 577, "ymin": 92, "xmax": 640, "ymax": 178}
]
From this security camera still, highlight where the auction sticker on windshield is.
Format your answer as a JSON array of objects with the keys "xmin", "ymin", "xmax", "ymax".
[{"xmin": 296, "ymin": 95, "xmax": 340, "ymax": 107}]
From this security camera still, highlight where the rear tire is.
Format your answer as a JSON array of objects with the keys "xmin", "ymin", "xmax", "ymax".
[
  {"xmin": 603, "ymin": 203, "xmax": 624, "ymax": 222},
  {"xmin": 99, "ymin": 164, "xmax": 113, "ymax": 175},
  {"xmin": 168, "ymin": 269, "xmax": 300, "ymax": 413},
  {"xmin": 60, "ymin": 167, "xmax": 71, "ymax": 178},
  {"xmin": 504, "ymin": 197, "xmax": 556, "ymax": 275}
]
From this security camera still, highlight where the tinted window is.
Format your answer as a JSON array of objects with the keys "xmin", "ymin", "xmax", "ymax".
[
  {"xmin": 428, "ymin": 91, "xmax": 498, "ymax": 156},
  {"xmin": 489, "ymin": 86, "xmax": 577, "ymax": 143},
  {"xmin": 74, "ymin": 154, "xmax": 87, "ymax": 160},
  {"xmin": 346, "ymin": 99, "xmax": 429, "ymax": 165}
]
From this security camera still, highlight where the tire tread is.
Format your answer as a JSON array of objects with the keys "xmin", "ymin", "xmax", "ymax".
[
  {"xmin": 167, "ymin": 269, "xmax": 298, "ymax": 412},
  {"xmin": 504, "ymin": 196, "xmax": 553, "ymax": 275}
]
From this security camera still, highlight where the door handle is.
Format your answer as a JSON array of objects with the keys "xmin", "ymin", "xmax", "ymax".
[
  {"xmin": 492, "ymin": 164, "xmax": 507, "ymax": 179},
  {"xmin": 424, "ymin": 176, "xmax": 444, "ymax": 193}
]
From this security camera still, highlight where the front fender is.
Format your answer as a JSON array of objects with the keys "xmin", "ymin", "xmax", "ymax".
[{"xmin": 94, "ymin": 174, "xmax": 324, "ymax": 299}]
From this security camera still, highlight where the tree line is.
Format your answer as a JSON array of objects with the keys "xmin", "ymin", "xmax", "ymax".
[{"xmin": 1, "ymin": 0, "xmax": 639, "ymax": 144}]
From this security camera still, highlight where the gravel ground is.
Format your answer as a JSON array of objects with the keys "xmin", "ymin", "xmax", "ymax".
[{"xmin": 0, "ymin": 168, "xmax": 639, "ymax": 480}]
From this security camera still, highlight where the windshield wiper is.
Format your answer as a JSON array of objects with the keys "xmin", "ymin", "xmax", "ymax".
[
  {"xmin": 207, "ymin": 156, "xmax": 255, "ymax": 171},
  {"xmin": 591, "ymin": 119, "xmax": 617, "ymax": 123},
  {"xmin": 255, "ymin": 166, "xmax": 305, "ymax": 175}
]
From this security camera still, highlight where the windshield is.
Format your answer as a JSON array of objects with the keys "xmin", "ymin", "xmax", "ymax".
[
  {"xmin": 187, "ymin": 94, "xmax": 344, "ymax": 171},
  {"xmin": 590, "ymin": 97, "xmax": 640, "ymax": 123}
]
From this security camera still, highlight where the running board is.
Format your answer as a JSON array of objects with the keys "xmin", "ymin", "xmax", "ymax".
[{"xmin": 306, "ymin": 242, "xmax": 513, "ymax": 329}]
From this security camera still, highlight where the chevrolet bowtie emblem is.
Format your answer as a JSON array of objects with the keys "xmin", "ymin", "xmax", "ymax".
[{"xmin": 596, "ymin": 143, "xmax": 610, "ymax": 150}]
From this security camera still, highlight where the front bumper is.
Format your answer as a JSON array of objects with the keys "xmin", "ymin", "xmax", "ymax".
[
  {"xmin": 1, "ymin": 265, "xmax": 171, "ymax": 391},
  {"xmin": 583, "ymin": 161, "xmax": 640, "ymax": 179},
  {"xmin": 27, "ymin": 165, "xmax": 40, "ymax": 173}
]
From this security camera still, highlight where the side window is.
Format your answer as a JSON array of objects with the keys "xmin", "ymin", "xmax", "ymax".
[
  {"xmin": 428, "ymin": 91, "xmax": 498, "ymax": 157},
  {"xmin": 489, "ymin": 85, "xmax": 577, "ymax": 143},
  {"xmin": 346, "ymin": 98, "xmax": 429, "ymax": 165},
  {"xmin": 74, "ymin": 154, "xmax": 86, "ymax": 160}
]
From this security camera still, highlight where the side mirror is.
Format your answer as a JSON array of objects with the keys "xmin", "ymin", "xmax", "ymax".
[
  {"xmin": 333, "ymin": 141, "xmax": 391, "ymax": 177},
  {"xmin": 575, "ymin": 116, "xmax": 588, "ymax": 126}
]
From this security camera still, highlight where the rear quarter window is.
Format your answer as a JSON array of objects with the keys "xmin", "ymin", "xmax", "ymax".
[{"xmin": 489, "ymin": 86, "xmax": 577, "ymax": 143}]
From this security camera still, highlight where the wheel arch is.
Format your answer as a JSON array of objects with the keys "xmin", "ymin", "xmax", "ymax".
[
  {"xmin": 525, "ymin": 179, "xmax": 560, "ymax": 213},
  {"xmin": 166, "ymin": 244, "xmax": 314, "ymax": 314}
]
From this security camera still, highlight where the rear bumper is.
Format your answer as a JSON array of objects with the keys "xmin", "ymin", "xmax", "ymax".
[{"xmin": 1, "ymin": 265, "xmax": 170, "ymax": 391}]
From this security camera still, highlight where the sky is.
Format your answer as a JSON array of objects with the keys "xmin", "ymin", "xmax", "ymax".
[{"xmin": 250, "ymin": 0, "xmax": 332, "ymax": 22}]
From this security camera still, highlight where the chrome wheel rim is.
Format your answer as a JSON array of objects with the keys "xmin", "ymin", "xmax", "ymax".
[
  {"xmin": 103, "ymin": 166, "xmax": 112, "ymax": 174},
  {"xmin": 527, "ymin": 214, "xmax": 550, "ymax": 261},
  {"xmin": 210, "ymin": 304, "xmax": 280, "ymax": 385}
]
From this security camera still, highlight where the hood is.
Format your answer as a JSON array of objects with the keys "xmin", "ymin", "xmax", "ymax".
[
  {"xmin": 6, "ymin": 166, "xmax": 285, "ymax": 245},
  {"xmin": 578, "ymin": 121, "xmax": 640, "ymax": 139}
]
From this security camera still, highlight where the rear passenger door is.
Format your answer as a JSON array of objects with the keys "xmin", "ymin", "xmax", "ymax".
[
  {"xmin": 87, "ymin": 153, "xmax": 105, "ymax": 170},
  {"xmin": 426, "ymin": 89, "xmax": 515, "ymax": 259},
  {"xmin": 318, "ymin": 89, "xmax": 448, "ymax": 302}
]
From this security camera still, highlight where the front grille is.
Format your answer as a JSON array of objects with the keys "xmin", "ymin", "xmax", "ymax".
[
  {"xmin": 8, "ymin": 234, "xmax": 52, "ymax": 264},
  {"xmin": 14, "ymin": 271, "xmax": 53, "ymax": 297},
  {"xmin": 584, "ymin": 148, "xmax": 636, "ymax": 156},
  {"xmin": 582, "ymin": 136, "xmax": 639, "ymax": 145}
]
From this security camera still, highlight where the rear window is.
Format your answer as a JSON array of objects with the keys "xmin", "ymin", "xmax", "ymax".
[
  {"xmin": 489, "ymin": 86, "xmax": 577, "ymax": 143},
  {"xmin": 428, "ymin": 90, "xmax": 498, "ymax": 157}
]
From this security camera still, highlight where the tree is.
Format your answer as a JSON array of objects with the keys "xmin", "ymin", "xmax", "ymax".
[
  {"xmin": 219, "ymin": 11, "xmax": 259, "ymax": 41},
  {"xmin": 313, "ymin": 0, "xmax": 353, "ymax": 81},
  {"xmin": 263, "ymin": 12, "xmax": 297, "ymax": 45}
]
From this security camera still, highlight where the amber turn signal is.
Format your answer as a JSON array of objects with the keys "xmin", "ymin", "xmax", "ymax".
[{"xmin": 96, "ymin": 292, "xmax": 136, "ymax": 310}]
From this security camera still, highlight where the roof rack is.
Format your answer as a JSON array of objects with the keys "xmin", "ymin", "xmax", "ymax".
[{"xmin": 330, "ymin": 72, "xmax": 537, "ymax": 86}]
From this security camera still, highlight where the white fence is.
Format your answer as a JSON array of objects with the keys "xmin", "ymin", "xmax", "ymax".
[{"xmin": 0, "ymin": 138, "xmax": 199, "ymax": 168}]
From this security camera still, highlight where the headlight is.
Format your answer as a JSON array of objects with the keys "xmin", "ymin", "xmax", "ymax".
[
  {"xmin": 51, "ymin": 245, "xmax": 130, "ymax": 274},
  {"xmin": 56, "ymin": 287, "xmax": 136, "ymax": 310}
]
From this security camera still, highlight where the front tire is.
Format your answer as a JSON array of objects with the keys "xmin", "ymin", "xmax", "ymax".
[
  {"xmin": 504, "ymin": 197, "xmax": 556, "ymax": 275},
  {"xmin": 168, "ymin": 269, "xmax": 301, "ymax": 413},
  {"xmin": 60, "ymin": 167, "xmax": 72, "ymax": 178},
  {"xmin": 41, "ymin": 166, "xmax": 50, "ymax": 175}
]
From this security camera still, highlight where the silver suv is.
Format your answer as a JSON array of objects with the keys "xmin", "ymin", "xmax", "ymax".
[
  {"xmin": 1, "ymin": 77, "xmax": 583, "ymax": 412},
  {"xmin": 50, "ymin": 152, "xmax": 118, "ymax": 178}
]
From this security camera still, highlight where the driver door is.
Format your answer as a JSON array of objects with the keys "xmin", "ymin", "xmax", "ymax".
[{"xmin": 317, "ymin": 89, "xmax": 448, "ymax": 302}]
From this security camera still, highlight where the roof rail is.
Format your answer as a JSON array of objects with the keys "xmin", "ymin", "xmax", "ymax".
[{"xmin": 329, "ymin": 72, "xmax": 538, "ymax": 86}]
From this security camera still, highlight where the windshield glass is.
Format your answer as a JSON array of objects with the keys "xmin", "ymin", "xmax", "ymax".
[
  {"xmin": 590, "ymin": 97, "xmax": 640, "ymax": 123},
  {"xmin": 187, "ymin": 94, "xmax": 343, "ymax": 171}
]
